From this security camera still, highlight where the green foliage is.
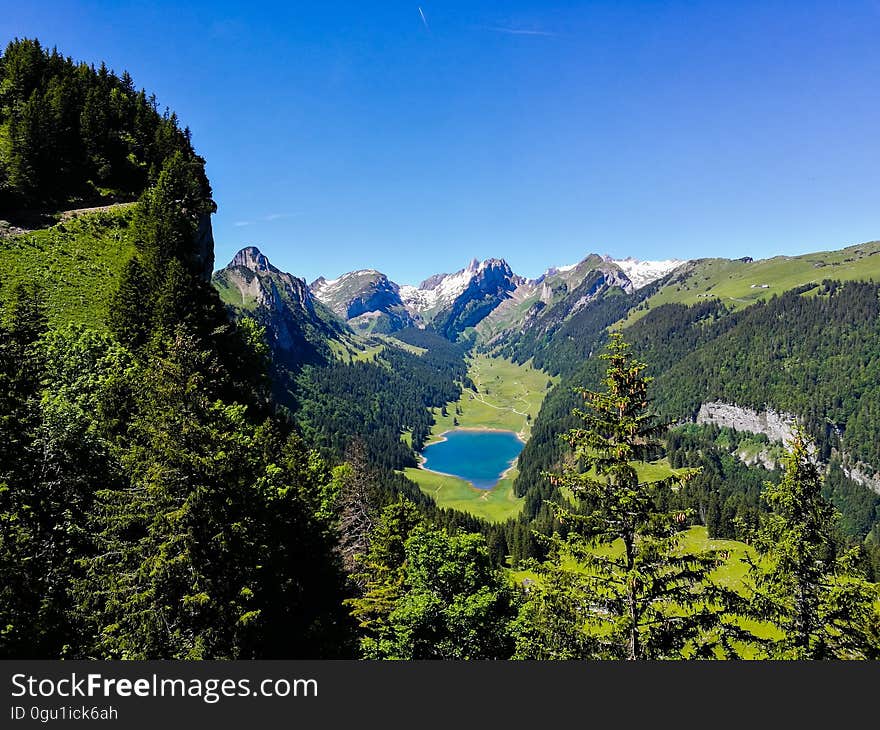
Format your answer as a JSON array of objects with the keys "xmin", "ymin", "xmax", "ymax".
[
  {"xmin": 634, "ymin": 281, "xmax": 880, "ymax": 471},
  {"xmin": 0, "ymin": 311, "xmax": 128, "ymax": 656},
  {"xmin": 0, "ymin": 41, "xmax": 351, "ymax": 659},
  {"xmin": 0, "ymin": 208, "xmax": 137, "ymax": 330},
  {"xmin": 291, "ymin": 337, "xmax": 469, "ymax": 470},
  {"xmin": 0, "ymin": 38, "xmax": 199, "ymax": 214},
  {"xmin": 348, "ymin": 500, "xmax": 519, "ymax": 659},
  {"xmin": 743, "ymin": 428, "xmax": 880, "ymax": 659},
  {"xmin": 519, "ymin": 279, "xmax": 880, "ymax": 561},
  {"xmin": 519, "ymin": 335, "xmax": 743, "ymax": 659}
]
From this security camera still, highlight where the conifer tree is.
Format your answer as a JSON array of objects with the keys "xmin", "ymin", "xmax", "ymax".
[
  {"xmin": 519, "ymin": 333, "xmax": 744, "ymax": 659},
  {"xmin": 347, "ymin": 498, "xmax": 424, "ymax": 647},
  {"xmin": 745, "ymin": 427, "xmax": 880, "ymax": 659}
]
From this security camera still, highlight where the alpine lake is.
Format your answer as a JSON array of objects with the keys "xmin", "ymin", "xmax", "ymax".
[{"xmin": 420, "ymin": 429, "xmax": 524, "ymax": 490}]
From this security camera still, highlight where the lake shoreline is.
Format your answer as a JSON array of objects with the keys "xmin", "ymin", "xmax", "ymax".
[{"xmin": 424, "ymin": 425, "xmax": 526, "ymax": 448}]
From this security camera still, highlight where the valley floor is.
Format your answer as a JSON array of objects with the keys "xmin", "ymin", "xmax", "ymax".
[{"xmin": 403, "ymin": 354, "xmax": 556, "ymax": 522}]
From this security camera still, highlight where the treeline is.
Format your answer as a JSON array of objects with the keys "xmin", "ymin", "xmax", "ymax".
[
  {"xmin": 629, "ymin": 281, "xmax": 880, "ymax": 468},
  {"xmin": 290, "ymin": 334, "xmax": 470, "ymax": 471},
  {"xmin": 0, "ymin": 38, "xmax": 197, "ymax": 215}
]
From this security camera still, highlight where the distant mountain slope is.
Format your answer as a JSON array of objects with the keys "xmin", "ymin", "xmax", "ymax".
[
  {"xmin": 310, "ymin": 269, "xmax": 413, "ymax": 334},
  {"xmin": 214, "ymin": 246, "xmax": 345, "ymax": 366},
  {"xmin": 426, "ymin": 258, "xmax": 523, "ymax": 340},
  {"xmin": 475, "ymin": 255, "xmax": 637, "ymax": 352},
  {"xmin": 610, "ymin": 256, "xmax": 683, "ymax": 289},
  {"xmin": 516, "ymin": 278, "xmax": 880, "ymax": 545},
  {"xmin": 624, "ymin": 240, "xmax": 880, "ymax": 325},
  {"xmin": 399, "ymin": 257, "xmax": 523, "ymax": 324}
]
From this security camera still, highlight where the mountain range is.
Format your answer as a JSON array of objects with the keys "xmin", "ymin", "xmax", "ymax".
[{"xmin": 214, "ymin": 247, "xmax": 684, "ymax": 346}]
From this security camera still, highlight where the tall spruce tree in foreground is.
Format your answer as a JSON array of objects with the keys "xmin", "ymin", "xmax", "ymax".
[
  {"xmin": 745, "ymin": 428, "xmax": 880, "ymax": 659},
  {"xmin": 517, "ymin": 333, "xmax": 743, "ymax": 659}
]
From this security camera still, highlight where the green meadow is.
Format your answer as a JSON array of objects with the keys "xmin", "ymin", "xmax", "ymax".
[
  {"xmin": 0, "ymin": 207, "xmax": 136, "ymax": 330},
  {"xmin": 624, "ymin": 240, "xmax": 880, "ymax": 326}
]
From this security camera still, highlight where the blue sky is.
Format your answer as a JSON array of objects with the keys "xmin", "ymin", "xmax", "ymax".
[{"xmin": 4, "ymin": 1, "xmax": 880, "ymax": 283}]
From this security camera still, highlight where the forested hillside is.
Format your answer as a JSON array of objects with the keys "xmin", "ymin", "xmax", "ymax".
[
  {"xmin": 0, "ymin": 38, "xmax": 202, "ymax": 217},
  {"xmin": 513, "ymin": 279, "xmax": 880, "ymax": 578},
  {"xmin": 0, "ymin": 41, "xmax": 352, "ymax": 659}
]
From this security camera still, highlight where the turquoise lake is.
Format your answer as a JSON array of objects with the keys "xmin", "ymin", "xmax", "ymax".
[{"xmin": 420, "ymin": 429, "xmax": 524, "ymax": 489}]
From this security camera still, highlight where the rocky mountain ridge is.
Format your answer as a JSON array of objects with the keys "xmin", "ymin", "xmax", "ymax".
[{"xmin": 305, "ymin": 253, "xmax": 683, "ymax": 339}]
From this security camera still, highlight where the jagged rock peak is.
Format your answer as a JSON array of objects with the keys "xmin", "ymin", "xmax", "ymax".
[{"xmin": 229, "ymin": 246, "xmax": 279, "ymax": 274}]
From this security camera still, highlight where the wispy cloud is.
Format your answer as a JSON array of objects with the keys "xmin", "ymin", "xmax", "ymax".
[
  {"xmin": 233, "ymin": 212, "xmax": 298, "ymax": 227},
  {"xmin": 418, "ymin": 7, "xmax": 430, "ymax": 31},
  {"xmin": 482, "ymin": 26, "xmax": 557, "ymax": 37}
]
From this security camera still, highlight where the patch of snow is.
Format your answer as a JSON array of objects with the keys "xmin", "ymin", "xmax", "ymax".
[
  {"xmin": 311, "ymin": 269, "xmax": 386, "ymax": 303},
  {"xmin": 400, "ymin": 261, "xmax": 481, "ymax": 314},
  {"xmin": 609, "ymin": 257, "xmax": 683, "ymax": 289},
  {"xmin": 311, "ymin": 277, "xmax": 338, "ymax": 297}
]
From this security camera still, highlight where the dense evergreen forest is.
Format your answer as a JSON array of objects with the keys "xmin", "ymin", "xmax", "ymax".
[
  {"xmin": 0, "ymin": 38, "xmax": 199, "ymax": 216},
  {"xmin": 291, "ymin": 329, "xmax": 470, "ymax": 469},
  {"xmin": 0, "ymin": 41, "xmax": 351, "ymax": 658},
  {"xmin": 1, "ymin": 39, "xmax": 879, "ymax": 660}
]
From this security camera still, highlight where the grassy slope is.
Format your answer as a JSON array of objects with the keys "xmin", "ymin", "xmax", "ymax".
[
  {"xmin": 0, "ymin": 207, "xmax": 136, "ymax": 329},
  {"xmin": 430, "ymin": 354, "xmax": 555, "ymax": 440},
  {"xmin": 403, "ymin": 466, "xmax": 524, "ymax": 523},
  {"xmin": 623, "ymin": 240, "xmax": 880, "ymax": 326},
  {"xmin": 510, "ymin": 526, "xmax": 750, "ymax": 584},
  {"xmin": 404, "ymin": 354, "xmax": 557, "ymax": 522}
]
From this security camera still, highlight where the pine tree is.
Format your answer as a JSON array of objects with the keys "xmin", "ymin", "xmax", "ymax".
[
  {"xmin": 346, "ymin": 498, "xmax": 424, "ymax": 650},
  {"xmin": 0, "ymin": 284, "xmax": 48, "ymax": 656},
  {"xmin": 520, "ymin": 333, "xmax": 744, "ymax": 659},
  {"xmin": 745, "ymin": 427, "xmax": 880, "ymax": 659}
]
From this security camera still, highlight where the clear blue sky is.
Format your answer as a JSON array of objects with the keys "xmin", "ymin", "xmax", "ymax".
[{"xmin": 4, "ymin": 1, "xmax": 880, "ymax": 283}]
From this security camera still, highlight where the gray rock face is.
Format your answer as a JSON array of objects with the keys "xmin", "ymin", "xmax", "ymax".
[
  {"xmin": 696, "ymin": 401, "xmax": 796, "ymax": 444},
  {"xmin": 213, "ymin": 246, "xmax": 340, "ymax": 363},
  {"xmin": 842, "ymin": 463, "xmax": 880, "ymax": 496},
  {"xmin": 231, "ymin": 245, "xmax": 279, "ymax": 274},
  {"xmin": 696, "ymin": 402, "xmax": 880, "ymax": 493},
  {"xmin": 310, "ymin": 269, "xmax": 414, "ymax": 333}
]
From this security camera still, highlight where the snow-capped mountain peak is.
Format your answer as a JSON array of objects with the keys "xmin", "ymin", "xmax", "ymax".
[
  {"xmin": 399, "ymin": 258, "xmax": 514, "ymax": 316},
  {"xmin": 606, "ymin": 256, "xmax": 683, "ymax": 289}
]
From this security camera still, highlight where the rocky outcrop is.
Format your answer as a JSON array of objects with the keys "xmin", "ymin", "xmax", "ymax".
[
  {"xmin": 842, "ymin": 463, "xmax": 880, "ymax": 496},
  {"xmin": 192, "ymin": 211, "xmax": 216, "ymax": 281},
  {"xmin": 568, "ymin": 266, "xmax": 634, "ymax": 315},
  {"xmin": 430, "ymin": 258, "xmax": 523, "ymax": 339},
  {"xmin": 696, "ymin": 402, "xmax": 796, "ymax": 444},
  {"xmin": 231, "ymin": 245, "xmax": 278, "ymax": 274},
  {"xmin": 735, "ymin": 447, "xmax": 778, "ymax": 471}
]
